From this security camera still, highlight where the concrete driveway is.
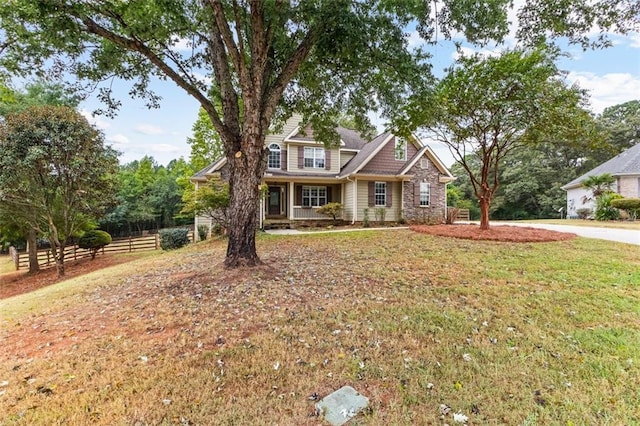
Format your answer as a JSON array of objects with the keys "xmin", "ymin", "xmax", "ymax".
[{"xmin": 497, "ymin": 222, "xmax": 640, "ymax": 246}]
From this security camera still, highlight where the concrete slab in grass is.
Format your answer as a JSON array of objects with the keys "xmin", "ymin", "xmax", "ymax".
[{"xmin": 315, "ymin": 385, "xmax": 369, "ymax": 425}]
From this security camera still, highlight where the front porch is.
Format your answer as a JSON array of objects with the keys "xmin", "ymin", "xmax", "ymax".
[{"xmin": 261, "ymin": 181, "xmax": 343, "ymax": 227}]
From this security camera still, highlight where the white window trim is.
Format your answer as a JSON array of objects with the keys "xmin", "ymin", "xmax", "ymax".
[
  {"xmin": 302, "ymin": 185, "xmax": 327, "ymax": 207},
  {"xmin": 395, "ymin": 138, "xmax": 407, "ymax": 161},
  {"xmin": 419, "ymin": 182, "xmax": 430, "ymax": 207},
  {"xmin": 304, "ymin": 147, "xmax": 325, "ymax": 168},
  {"xmin": 267, "ymin": 143, "xmax": 281, "ymax": 169},
  {"xmin": 375, "ymin": 182, "xmax": 387, "ymax": 206}
]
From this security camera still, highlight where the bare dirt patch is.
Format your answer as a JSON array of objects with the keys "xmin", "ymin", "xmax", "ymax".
[
  {"xmin": 0, "ymin": 254, "xmax": 144, "ymax": 300},
  {"xmin": 410, "ymin": 223, "xmax": 577, "ymax": 242}
]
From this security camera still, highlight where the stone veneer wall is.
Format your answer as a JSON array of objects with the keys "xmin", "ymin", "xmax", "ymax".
[{"xmin": 402, "ymin": 160, "xmax": 447, "ymax": 224}]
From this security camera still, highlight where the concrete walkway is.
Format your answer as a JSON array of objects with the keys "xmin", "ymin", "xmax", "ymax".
[
  {"xmin": 493, "ymin": 222, "xmax": 640, "ymax": 246},
  {"xmin": 265, "ymin": 226, "xmax": 408, "ymax": 235},
  {"xmin": 266, "ymin": 222, "xmax": 640, "ymax": 246}
]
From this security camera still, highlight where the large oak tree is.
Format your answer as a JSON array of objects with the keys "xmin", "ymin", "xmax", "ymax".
[{"xmin": 1, "ymin": 1, "xmax": 637, "ymax": 266}]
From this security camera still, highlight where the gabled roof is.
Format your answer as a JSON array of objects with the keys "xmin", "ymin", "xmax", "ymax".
[
  {"xmin": 338, "ymin": 132, "xmax": 394, "ymax": 177},
  {"xmin": 285, "ymin": 125, "xmax": 368, "ymax": 150},
  {"xmin": 562, "ymin": 143, "xmax": 640, "ymax": 189},
  {"xmin": 399, "ymin": 145, "xmax": 455, "ymax": 180},
  {"xmin": 191, "ymin": 157, "xmax": 227, "ymax": 182}
]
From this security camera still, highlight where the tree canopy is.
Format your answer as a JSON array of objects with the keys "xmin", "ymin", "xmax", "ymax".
[
  {"xmin": 1, "ymin": 0, "xmax": 637, "ymax": 266},
  {"xmin": 419, "ymin": 48, "xmax": 592, "ymax": 229},
  {"xmin": 0, "ymin": 105, "xmax": 119, "ymax": 276}
]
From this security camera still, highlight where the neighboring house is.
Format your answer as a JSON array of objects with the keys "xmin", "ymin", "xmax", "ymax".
[
  {"xmin": 191, "ymin": 114, "xmax": 454, "ymax": 236},
  {"xmin": 562, "ymin": 143, "xmax": 640, "ymax": 218}
]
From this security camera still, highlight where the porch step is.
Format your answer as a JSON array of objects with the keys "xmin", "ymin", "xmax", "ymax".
[{"xmin": 263, "ymin": 221, "xmax": 292, "ymax": 230}]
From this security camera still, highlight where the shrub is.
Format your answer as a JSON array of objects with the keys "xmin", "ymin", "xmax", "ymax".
[
  {"xmin": 197, "ymin": 224, "xmax": 209, "ymax": 241},
  {"xmin": 159, "ymin": 228, "xmax": 190, "ymax": 250},
  {"xmin": 446, "ymin": 207, "xmax": 460, "ymax": 224},
  {"xmin": 610, "ymin": 198, "xmax": 640, "ymax": 220},
  {"xmin": 595, "ymin": 193, "xmax": 622, "ymax": 221},
  {"xmin": 317, "ymin": 202, "xmax": 344, "ymax": 223},
  {"xmin": 374, "ymin": 207, "xmax": 386, "ymax": 224},
  {"xmin": 576, "ymin": 208, "xmax": 592, "ymax": 220},
  {"xmin": 362, "ymin": 208, "xmax": 370, "ymax": 228},
  {"xmin": 78, "ymin": 230, "xmax": 112, "ymax": 259}
]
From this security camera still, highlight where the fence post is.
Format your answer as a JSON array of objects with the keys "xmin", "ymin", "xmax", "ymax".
[
  {"xmin": 155, "ymin": 233, "xmax": 159, "ymax": 250},
  {"xmin": 9, "ymin": 246, "xmax": 19, "ymax": 270},
  {"xmin": 129, "ymin": 236, "xmax": 133, "ymax": 252}
]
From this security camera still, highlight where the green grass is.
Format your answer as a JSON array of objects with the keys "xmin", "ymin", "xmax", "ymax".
[
  {"xmin": 0, "ymin": 254, "xmax": 16, "ymax": 275},
  {"xmin": 1, "ymin": 232, "xmax": 639, "ymax": 425}
]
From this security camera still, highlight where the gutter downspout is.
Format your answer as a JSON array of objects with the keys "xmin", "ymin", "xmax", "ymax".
[{"xmin": 444, "ymin": 181, "xmax": 448, "ymax": 223}]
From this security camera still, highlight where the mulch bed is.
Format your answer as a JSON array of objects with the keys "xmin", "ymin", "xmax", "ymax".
[{"xmin": 410, "ymin": 224, "xmax": 577, "ymax": 243}]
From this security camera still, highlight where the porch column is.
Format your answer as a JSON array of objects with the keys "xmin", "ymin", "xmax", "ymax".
[
  {"xmin": 353, "ymin": 178, "xmax": 358, "ymax": 223},
  {"xmin": 289, "ymin": 181, "xmax": 294, "ymax": 220}
]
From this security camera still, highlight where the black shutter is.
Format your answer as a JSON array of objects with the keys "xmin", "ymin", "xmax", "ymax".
[
  {"xmin": 296, "ymin": 185, "xmax": 302, "ymax": 205},
  {"xmin": 386, "ymin": 183, "xmax": 392, "ymax": 207},
  {"xmin": 281, "ymin": 150, "xmax": 287, "ymax": 171},
  {"xmin": 298, "ymin": 147, "xmax": 304, "ymax": 169},
  {"xmin": 368, "ymin": 181, "xmax": 375, "ymax": 207},
  {"xmin": 325, "ymin": 149, "xmax": 331, "ymax": 170},
  {"xmin": 414, "ymin": 183, "xmax": 421, "ymax": 206}
]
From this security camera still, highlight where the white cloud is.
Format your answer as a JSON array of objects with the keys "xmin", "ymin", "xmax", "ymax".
[
  {"xmin": 135, "ymin": 123, "xmax": 166, "ymax": 135},
  {"xmin": 451, "ymin": 46, "xmax": 502, "ymax": 61},
  {"xmin": 147, "ymin": 143, "xmax": 183, "ymax": 153},
  {"xmin": 107, "ymin": 133, "xmax": 130, "ymax": 145},
  {"xmin": 80, "ymin": 109, "xmax": 111, "ymax": 130},
  {"xmin": 628, "ymin": 32, "xmax": 640, "ymax": 48},
  {"xmin": 567, "ymin": 71, "xmax": 640, "ymax": 113},
  {"xmin": 406, "ymin": 30, "xmax": 423, "ymax": 48}
]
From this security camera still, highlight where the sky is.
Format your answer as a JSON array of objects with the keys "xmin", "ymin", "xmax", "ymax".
[{"xmin": 77, "ymin": 18, "xmax": 640, "ymax": 168}]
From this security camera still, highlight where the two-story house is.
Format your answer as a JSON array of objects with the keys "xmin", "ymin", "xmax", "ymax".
[{"xmin": 191, "ymin": 114, "xmax": 454, "ymax": 235}]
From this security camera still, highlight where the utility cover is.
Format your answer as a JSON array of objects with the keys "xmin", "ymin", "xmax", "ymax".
[{"xmin": 315, "ymin": 385, "xmax": 369, "ymax": 426}]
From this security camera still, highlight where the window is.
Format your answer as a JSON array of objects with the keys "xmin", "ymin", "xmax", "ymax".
[
  {"xmin": 304, "ymin": 147, "xmax": 325, "ymax": 168},
  {"xmin": 267, "ymin": 143, "xmax": 281, "ymax": 169},
  {"xmin": 420, "ymin": 182, "xmax": 430, "ymax": 206},
  {"xmin": 375, "ymin": 182, "xmax": 387, "ymax": 206},
  {"xmin": 395, "ymin": 137, "xmax": 407, "ymax": 161},
  {"xmin": 420, "ymin": 157, "xmax": 429, "ymax": 169},
  {"xmin": 302, "ymin": 186, "xmax": 327, "ymax": 207}
]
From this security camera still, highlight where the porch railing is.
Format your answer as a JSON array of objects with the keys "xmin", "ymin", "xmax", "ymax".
[{"xmin": 292, "ymin": 206, "xmax": 337, "ymax": 220}]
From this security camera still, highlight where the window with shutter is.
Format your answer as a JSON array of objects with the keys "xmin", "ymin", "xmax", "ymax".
[
  {"xmin": 374, "ymin": 182, "xmax": 386, "ymax": 206},
  {"xmin": 303, "ymin": 147, "xmax": 325, "ymax": 168},
  {"xmin": 301, "ymin": 186, "xmax": 327, "ymax": 206}
]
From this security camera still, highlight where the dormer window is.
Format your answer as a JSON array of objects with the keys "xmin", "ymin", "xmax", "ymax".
[
  {"xmin": 395, "ymin": 137, "xmax": 407, "ymax": 161},
  {"xmin": 268, "ymin": 143, "xmax": 281, "ymax": 169}
]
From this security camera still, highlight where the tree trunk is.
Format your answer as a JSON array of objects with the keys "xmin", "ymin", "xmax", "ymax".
[
  {"xmin": 27, "ymin": 228, "xmax": 40, "ymax": 273},
  {"xmin": 224, "ymin": 131, "xmax": 267, "ymax": 269},
  {"xmin": 479, "ymin": 198, "xmax": 491, "ymax": 230}
]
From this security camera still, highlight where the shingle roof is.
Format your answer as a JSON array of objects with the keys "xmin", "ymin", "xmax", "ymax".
[
  {"xmin": 563, "ymin": 143, "xmax": 640, "ymax": 189},
  {"xmin": 287, "ymin": 125, "xmax": 369, "ymax": 150},
  {"xmin": 336, "ymin": 126, "xmax": 368, "ymax": 150}
]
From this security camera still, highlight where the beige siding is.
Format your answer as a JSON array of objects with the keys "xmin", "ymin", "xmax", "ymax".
[
  {"xmin": 265, "ymin": 114, "xmax": 302, "ymax": 145},
  {"xmin": 340, "ymin": 151, "xmax": 357, "ymax": 168},
  {"xmin": 343, "ymin": 180, "xmax": 355, "ymax": 221},
  {"xmin": 286, "ymin": 144, "xmax": 340, "ymax": 174},
  {"xmin": 355, "ymin": 180, "xmax": 400, "ymax": 222},
  {"xmin": 618, "ymin": 176, "xmax": 640, "ymax": 198}
]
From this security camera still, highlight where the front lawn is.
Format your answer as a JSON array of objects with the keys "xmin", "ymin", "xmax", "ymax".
[{"xmin": 1, "ymin": 230, "xmax": 638, "ymax": 424}]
